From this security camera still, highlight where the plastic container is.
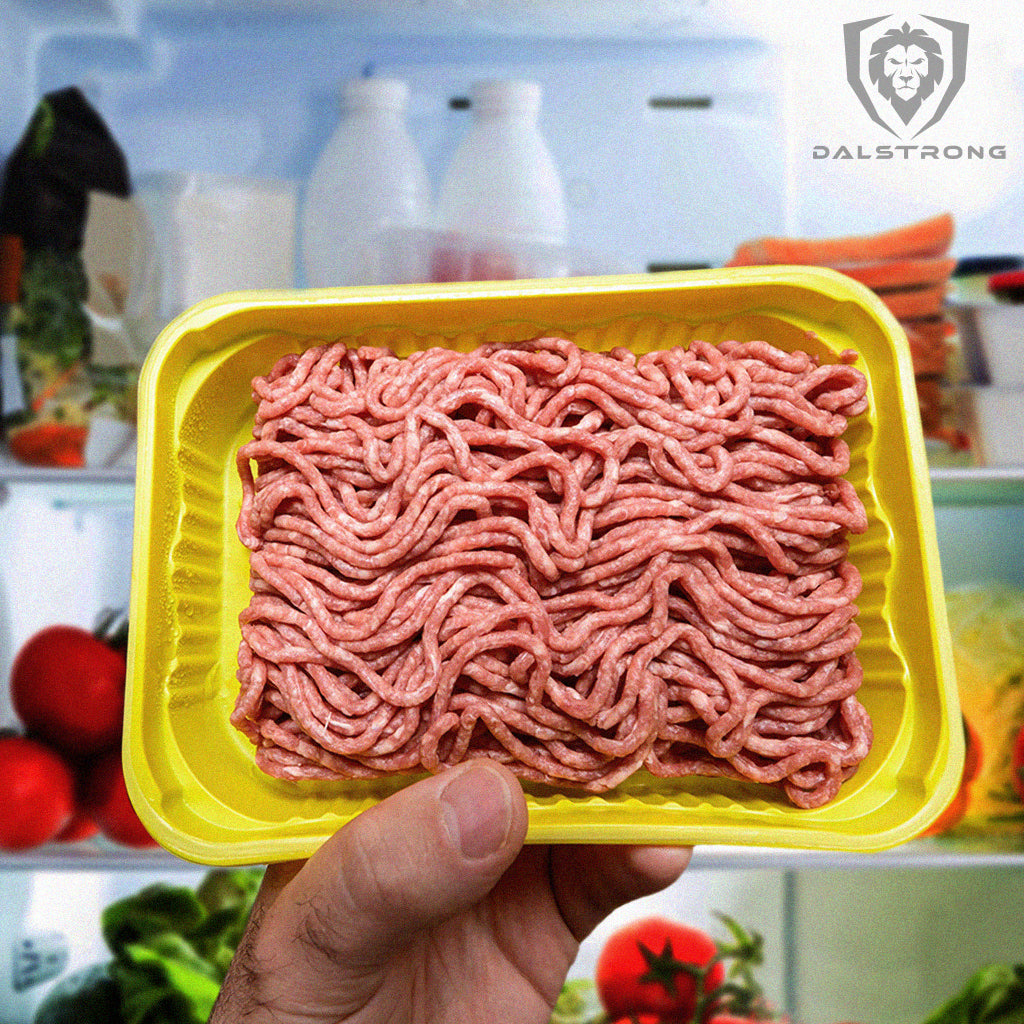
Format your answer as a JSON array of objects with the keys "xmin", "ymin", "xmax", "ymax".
[
  {"xmin": 947, "ymin": 299, "xmax": 1024, "ymax": 387},
  {"xmin": 301, "ymin": 77, "xmax": 431, "ymax": 287},
  {"xmin": 940, "ymin": 584, "xmax": 1024, "ymax": 845},
  {"xmin": 136, "ymin": 172, "xmax": 296, "ymax": 321},
  {"xmin": 433, "ymin": 79, "xmax": 567, "ymax": 281},
  {"xmin": 369, "ymin": 226, "xmax": 632, "ymax": 284},
  {"xmin": 126, "ymin": 267, "xmax": 961, "ymax": 864},
  {"xmin": 957, "ymin": 386, "xmax": 1024, "ymax": 466}
]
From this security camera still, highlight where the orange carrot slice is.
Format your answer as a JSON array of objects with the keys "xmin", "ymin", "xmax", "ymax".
[
  {"xmin": 727, "ymin": 212, "xmax": 954, "ymax": 267},
  {"xmin": 879, "ymin": 284, "xmax": 949, "ymax": 320},
  {"xmin": 834, "ymin": 256, "xmax": 957, "ymax": 292}
]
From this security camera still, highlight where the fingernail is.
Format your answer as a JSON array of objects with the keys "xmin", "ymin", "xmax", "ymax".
[{"xmin": 440, "ymin": 763, "xmax": 515, "ymax": 860}]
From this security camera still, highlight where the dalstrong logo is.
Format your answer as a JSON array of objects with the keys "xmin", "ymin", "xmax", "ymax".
[{"xmin": 845, "ymin": 14, "xmax": 968, "ymax": 138}]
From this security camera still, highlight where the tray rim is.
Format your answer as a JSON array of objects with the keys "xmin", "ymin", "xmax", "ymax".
[{"xmin": 125, "ymin": 266, "xmax": 963, "ymax": 864}]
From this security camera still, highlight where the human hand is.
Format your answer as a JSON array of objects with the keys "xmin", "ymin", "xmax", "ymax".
[{"xmin": 209, "ymin": 760, "xmax": 691, "ymax": 1024}]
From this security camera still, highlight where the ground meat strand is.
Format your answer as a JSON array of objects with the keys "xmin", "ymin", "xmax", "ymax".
[{"xmin": 233, "ymin": 335, "xmax": 872, "ymax": 808}]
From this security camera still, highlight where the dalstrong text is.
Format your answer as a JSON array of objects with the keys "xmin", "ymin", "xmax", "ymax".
[{"xmin": 812, "ymin": 143, "xmax": 1006, "ymax": 159}]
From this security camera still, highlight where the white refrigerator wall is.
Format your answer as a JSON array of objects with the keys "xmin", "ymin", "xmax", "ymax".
[
  {"xmin": 27, "ymin": 28, "xmax": 790, "ymax": 272},
  {"xmin": 9, "ymin": 5, "xmax": 1024, "ymax": 267}
]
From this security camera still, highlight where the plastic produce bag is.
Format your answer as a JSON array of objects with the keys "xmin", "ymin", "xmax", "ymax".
[
  {"xmin": 0, "ymin": 86, "xmax": 158, "ymax": 468},
  {"xmin": 936, "ymin": 584, "xmax": 1024, "ymax": 843}
]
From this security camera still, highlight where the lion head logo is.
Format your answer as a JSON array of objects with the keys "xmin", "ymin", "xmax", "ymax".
[{"xmin": 868, "ymin": 22, "xmax": 944, "ymax": 125}]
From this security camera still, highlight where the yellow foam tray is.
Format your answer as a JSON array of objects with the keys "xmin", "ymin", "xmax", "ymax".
[{"xmin": 125, "ymin": 267, "xmax": 962, "ymax": 864}]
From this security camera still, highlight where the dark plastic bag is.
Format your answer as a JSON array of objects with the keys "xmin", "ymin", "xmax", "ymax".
[{"xmin": 0, "ymin": 85, "xmax": 130, "ymax": 252}]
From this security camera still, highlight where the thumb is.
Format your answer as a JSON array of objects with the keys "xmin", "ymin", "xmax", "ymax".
[
  {"xmin": 246, "ymin": 761, "xmax": 528, "ymax": 1014},
  {"xmin": 322, "ymin": 760, "xmax": 529, "ymax": 953}
]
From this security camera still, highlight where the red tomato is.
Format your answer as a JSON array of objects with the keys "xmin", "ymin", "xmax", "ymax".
[
  {"xmin": 596, "ymin": 917, "xmax": 724, "ymax": 1022},
  {"xmin": 1012, "ymin": 722, "xmax": 1024, "ymax": 803},
  {"xmin": 80, "ymin": 749, "xmax": 158, "ymax": 848},
  {"xmin": 610, "ymin": 1016, "xmax": 666, "ymax": 1024},
  {"xmin": 10, "ymin": 625, "xmax": 126, "ymax": 756},
  {"xmin": 54, "ymin": 808, "xmax": 100, "ymax": 843},
  {"xmin": 0, "ymin": 736, "xmax": 76, "ymax": 850}
]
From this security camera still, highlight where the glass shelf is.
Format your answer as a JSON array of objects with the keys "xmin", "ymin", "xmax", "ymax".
[
  {"xmin": 0, "ymin": 450, "xmax": 136, "ymax": 508},
  {"xmin": 690, "ymin": 841, "xmax": 1024, "ymax": 871},
  {"xmin": 0, "ymin": 842, "xmax": 193, "ymax": 872},
  {"xmin": 2, "ymin": 838, "xmax": 1021, "ymax": 872},
  {"xmin": 0, "ymin": 449, "xmax": 135, "ymax": 485},
  {"xmin": 929, "ymin": 466, "xmax": 1024, "ymax": 506},
  {"xmin": 0, "ymin": 461, "xmax": 135, "ymax": 487}
]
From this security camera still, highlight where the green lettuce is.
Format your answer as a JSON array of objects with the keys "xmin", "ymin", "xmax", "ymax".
[{"xmin": 33, "ymin": 868, "xmax": 264, "ymax": 1024}]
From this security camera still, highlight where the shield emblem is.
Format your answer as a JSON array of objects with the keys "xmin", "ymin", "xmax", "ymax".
[{"xmin": 844, "ymin": 15, "xmax": 968, "ymax": 138}]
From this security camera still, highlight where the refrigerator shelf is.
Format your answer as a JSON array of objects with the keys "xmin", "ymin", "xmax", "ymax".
[{"xmin": 2, "ymin": 839, "xmax": 1023, "ymax": 873}]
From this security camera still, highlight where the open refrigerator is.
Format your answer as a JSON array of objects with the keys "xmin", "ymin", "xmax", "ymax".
[{"xmin": 2, "ymin": 1, "xmax": 1024, "ymax": 1022}]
